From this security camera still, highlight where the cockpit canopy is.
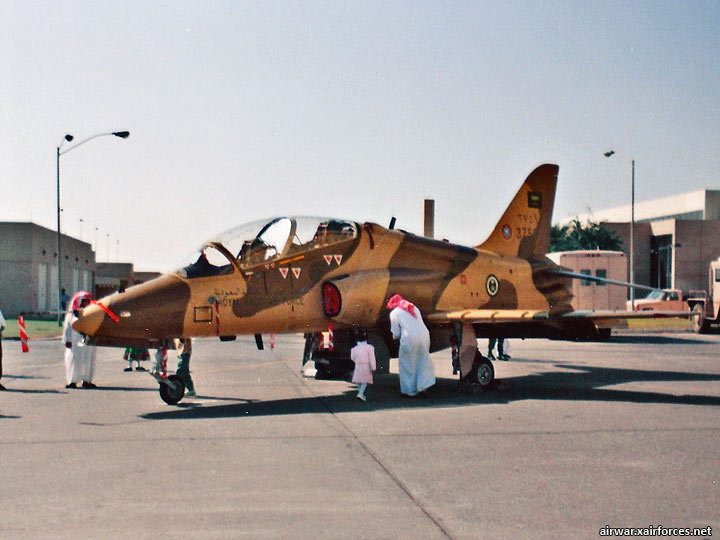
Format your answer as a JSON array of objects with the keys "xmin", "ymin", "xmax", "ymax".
[{"xmin": 177, "ymin": 217, "xmax": 358, "ymax": 279}]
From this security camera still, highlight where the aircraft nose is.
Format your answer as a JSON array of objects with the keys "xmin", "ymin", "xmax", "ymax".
[
  {"xmin": 71, "ymin": 274, "xmax": 191, "ymax": 342},
  {"xmin": 72, "ymin": 303, "xmax": 105, "ymax": 336}
]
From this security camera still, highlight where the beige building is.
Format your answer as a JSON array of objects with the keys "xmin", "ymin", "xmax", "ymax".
[
  {"xmin": 563, "ymin": 189, "xmax": 720, "ymax": 294},
  {"xmin": 95, "ymin": 263, "xmax": 160, "ymax": 298},
  {"xmin": 0, "ymin": 222, "xmax": 160, "ymax": 318},
  {"xmin": 0, "ymin": 222, "xmax": 95, "ymax": 317}
]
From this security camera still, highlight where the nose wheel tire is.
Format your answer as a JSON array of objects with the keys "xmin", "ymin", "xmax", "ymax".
[{"xmin": 159, "ymin": 374, "xmax": 185, "ymax": 405}]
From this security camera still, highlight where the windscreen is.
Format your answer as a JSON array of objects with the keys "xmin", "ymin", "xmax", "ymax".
[
  {"xmin": 174, "ymin": 217, "xmax": 358, "ymax": 276},
  {"xmin": 177, "ymin": 245, "xmax": 235, "ymax": 279}
]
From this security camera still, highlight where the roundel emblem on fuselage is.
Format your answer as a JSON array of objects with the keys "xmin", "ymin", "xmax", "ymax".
[
  {"xmin": 486, "ymin": 274, "xmax": 499, "ymax": 297},
  {"xmin": 502, "ymin": 225, "xmax": 512, "ymax": 239}
]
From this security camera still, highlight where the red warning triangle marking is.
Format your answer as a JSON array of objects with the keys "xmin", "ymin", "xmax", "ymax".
[
  {"xmin": 292, "ymin": 267, "xmax": 301, "ymax": 279},
  {"xmin": 324, "ymin": 255, "xmax": 333, "ymax": 265},
  {"xmin": 279, "ymin": 267, "xmax": 289, "ymax": 279},
  {"xmin": 333, "ymin": 254, "xmax": 343, "ymax": 265}
]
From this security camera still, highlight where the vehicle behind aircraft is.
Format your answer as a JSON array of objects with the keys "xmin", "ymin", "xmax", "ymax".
[{"xmin": 687, "ymin": 256, "xmax": 720, "ymax": 332}]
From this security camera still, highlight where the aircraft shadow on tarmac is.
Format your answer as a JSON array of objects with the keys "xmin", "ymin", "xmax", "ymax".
[
  {"xmin": 3, "ymin": 374, "xmax": 50, "ymax": 381},
  {"xmin": 140, "ymin": 363, "xmax": 720, "ymax": 421},
  {"xmin": 607, "ymin": 335, "xmax": 712, "ymax": 345},
  {"xmin": 80, "ymin": 386, "xmax": 158, "ymax": 393},
  {"xmin": 2, "ymin": 388, "xmax": 64, "ymax": 395}
]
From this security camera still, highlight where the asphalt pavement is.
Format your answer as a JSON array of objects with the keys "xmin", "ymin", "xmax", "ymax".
[{"xmin": 1, "ymin": 332, "xmax": 718, "ymax": 539}]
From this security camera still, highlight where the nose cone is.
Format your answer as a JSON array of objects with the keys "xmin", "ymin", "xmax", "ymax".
[
  {"xmin": 72, "ymin": 303, "xmax": 105, "ymax": 336},
  {"xmin": 73, "ymin": 273, "xmax": 191, "ymax": 344}
]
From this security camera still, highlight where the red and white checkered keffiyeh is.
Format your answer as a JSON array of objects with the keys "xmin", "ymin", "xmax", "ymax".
[{"xmin": 386, "ymin": 294, "xmax": 418, "ymax": 318}]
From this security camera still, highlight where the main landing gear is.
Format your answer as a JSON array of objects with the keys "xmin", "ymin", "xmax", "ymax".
[{"xmin": 458, "ymin": 351, "xmax": 495, "ymax": 393}]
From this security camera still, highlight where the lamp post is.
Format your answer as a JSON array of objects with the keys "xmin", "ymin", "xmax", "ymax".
[
  {"xmin": 56, "ymin": 131, "xmax": 130, "ymax": 324},
  {"xmin": 604, "ymin": 150, "xmax": 635, "ymax": 310}
]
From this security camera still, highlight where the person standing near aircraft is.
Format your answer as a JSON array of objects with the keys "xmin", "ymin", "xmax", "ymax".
[
  {"xmin": 174, "ymin": 338, "xmax": 195, "ymax": 397},
  {"xmin": 63, "ymin": 291, "xmax": 98, "ymax": 389},
  {"xmin": 350, "ymin": 331, "xmax": 376, "ymax": 401},
  {"xmin": 387, "ymin": 294, "xmax": 436, "ymax": 397},
  {"xmin": 123, "ymin": 347, "xmax": 149, "ymax": 371},
  {"xmin": 488, "ymin": 337, "xmax": 510, "ymax": 361},
  {"xmin": 0, "ymin": 304, "xmax": 6, "ymax": 390}
]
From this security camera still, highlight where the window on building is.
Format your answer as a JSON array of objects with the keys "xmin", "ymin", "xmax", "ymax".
[
  {"xmin": 581, "ymin": 269, "xmax": 592, "ymax": 286},
  {"xmin": 595, "ymin": 269, "xmax": 607, "ymax": 286}
]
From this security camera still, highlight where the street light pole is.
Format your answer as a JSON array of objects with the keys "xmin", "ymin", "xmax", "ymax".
[
  {"xmin": 604, "ymin": 150, "xmax": 635, "ymax": 310},
  {"xmin": 56, "ymin": 143, "xmax": 63, "ymax": 325},
  {"xmin": 56, "ymin": 131, "xmax": 130, "ymax": 325},
  {"xmin": 630, "ymin": 158, "xmax": 635, "ymax": 309}
]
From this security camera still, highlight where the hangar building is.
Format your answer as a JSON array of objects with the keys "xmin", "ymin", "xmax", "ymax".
[{"xmin": 564, "ymin": 189, "xmax": 720, "ymax": 293}]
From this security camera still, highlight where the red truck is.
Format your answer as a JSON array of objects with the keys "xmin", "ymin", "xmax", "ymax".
[{"xmin": 628, "ymin": 289, "xmax": 687, "ymax": 312}]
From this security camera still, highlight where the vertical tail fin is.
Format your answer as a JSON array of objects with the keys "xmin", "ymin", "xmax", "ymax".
[{"xmin": 478, "ymin": 163, "xmax": 558, "ymax": 259}]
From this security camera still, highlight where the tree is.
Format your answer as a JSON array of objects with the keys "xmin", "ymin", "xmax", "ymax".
[{"xmin": 550, "ymin": 219, "xmax": 623, "ymax": 252}]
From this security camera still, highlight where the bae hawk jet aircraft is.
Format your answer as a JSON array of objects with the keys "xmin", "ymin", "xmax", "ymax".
[{"xmin": 74, "ymin": 164, "xmax": 679, "ymax": 403}]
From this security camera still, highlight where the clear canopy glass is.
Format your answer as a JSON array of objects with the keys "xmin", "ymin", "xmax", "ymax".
[{"xmin": 176, "ymin": 217, "xmax": 358, "ymax": 279}]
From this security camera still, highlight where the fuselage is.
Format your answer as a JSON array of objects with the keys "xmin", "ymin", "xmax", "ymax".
[{"xmin": 73, "ymin": 216, "xmax": 573, "ymax": 348}]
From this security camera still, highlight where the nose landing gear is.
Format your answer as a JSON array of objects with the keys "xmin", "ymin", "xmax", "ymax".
[{"xmin": 158, "ymin": 374, "xmax": 185, "ymax": 405}]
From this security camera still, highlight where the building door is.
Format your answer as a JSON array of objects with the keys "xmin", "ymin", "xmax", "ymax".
[
  {"xmin": 38, "ymin": 264, "xmax": 47, "ymax": 312},
  {"xmin": 50, "ymin": 265, "xmax": 59, "ymax": 312},
  {"xmin": 650, "ymin": 235, "xmax": 673, "ymax": 289},
  {"xmin": 72, "ymin": 268, "xmax": 79, "ymax": 295}
]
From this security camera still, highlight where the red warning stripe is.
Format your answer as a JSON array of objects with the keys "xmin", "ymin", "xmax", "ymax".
[{"xmin": 90, "ymin": 300, "xmax": 119, "ymax": 323}]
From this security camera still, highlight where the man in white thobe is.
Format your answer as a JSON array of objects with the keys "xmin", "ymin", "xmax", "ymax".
[
  {"xmin": 387, "ymin": 294, "xmax": 436, "ymax": 396},
  {"xmin": 63, "ymin": 291, "xmax": 97, "ymax": 389}
]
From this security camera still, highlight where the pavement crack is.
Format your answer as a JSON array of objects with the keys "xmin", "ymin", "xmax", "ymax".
[{"xmin": 289, "ymin": 363, "xmax": 455, "ymax": 540}]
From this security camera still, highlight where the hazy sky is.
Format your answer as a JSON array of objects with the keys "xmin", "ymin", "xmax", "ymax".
[{"xmin": 2, "ymin": 0, "xmax": 719, "ymax": 270}]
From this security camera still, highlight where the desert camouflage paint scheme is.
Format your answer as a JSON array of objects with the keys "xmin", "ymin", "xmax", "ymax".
[{"xmin": 73, "ymin": 164, "xmax": 669, "ymax": 360}]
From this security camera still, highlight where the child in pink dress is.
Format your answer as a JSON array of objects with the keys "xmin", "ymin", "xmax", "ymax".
[{"xmin": 351, "ymin": 331, "xmax": 376, "ymax": 401}]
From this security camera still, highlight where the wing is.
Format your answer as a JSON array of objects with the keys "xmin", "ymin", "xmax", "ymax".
[
  {"xmin": 426, "ymin": 309, "xmax": 551, "ymax": 324},
  {"xmin": 426, "ymin": 308, "xmax": 689, "ymax": 327},
  {"xmin": 564, "ymin": 310, "xmax": 691, "ymax": 327}
]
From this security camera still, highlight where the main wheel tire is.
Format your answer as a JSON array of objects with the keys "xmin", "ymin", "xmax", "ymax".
[
  {"xmin": 314, "ymin": 363, "xmax": 331, "ymax": 380},
  {"xmin": 692, "ymin": 304, "xmax": 710, "ymax": 334},
  {"xmin": 476, "ymin": 356, "xmax": 495, "ymax": 388},
  {"xmin": 159, "ymin": 374, "xmax": 185, "ymax": 405},
  {"xmin": 597, "ymin": 328, "xmax": 612, "ymax": 341}
]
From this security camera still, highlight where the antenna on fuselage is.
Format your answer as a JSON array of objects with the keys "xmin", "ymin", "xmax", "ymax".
[{"xmin": 389, "ymin": 217, "xmax": 396, "ymax": 230}]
